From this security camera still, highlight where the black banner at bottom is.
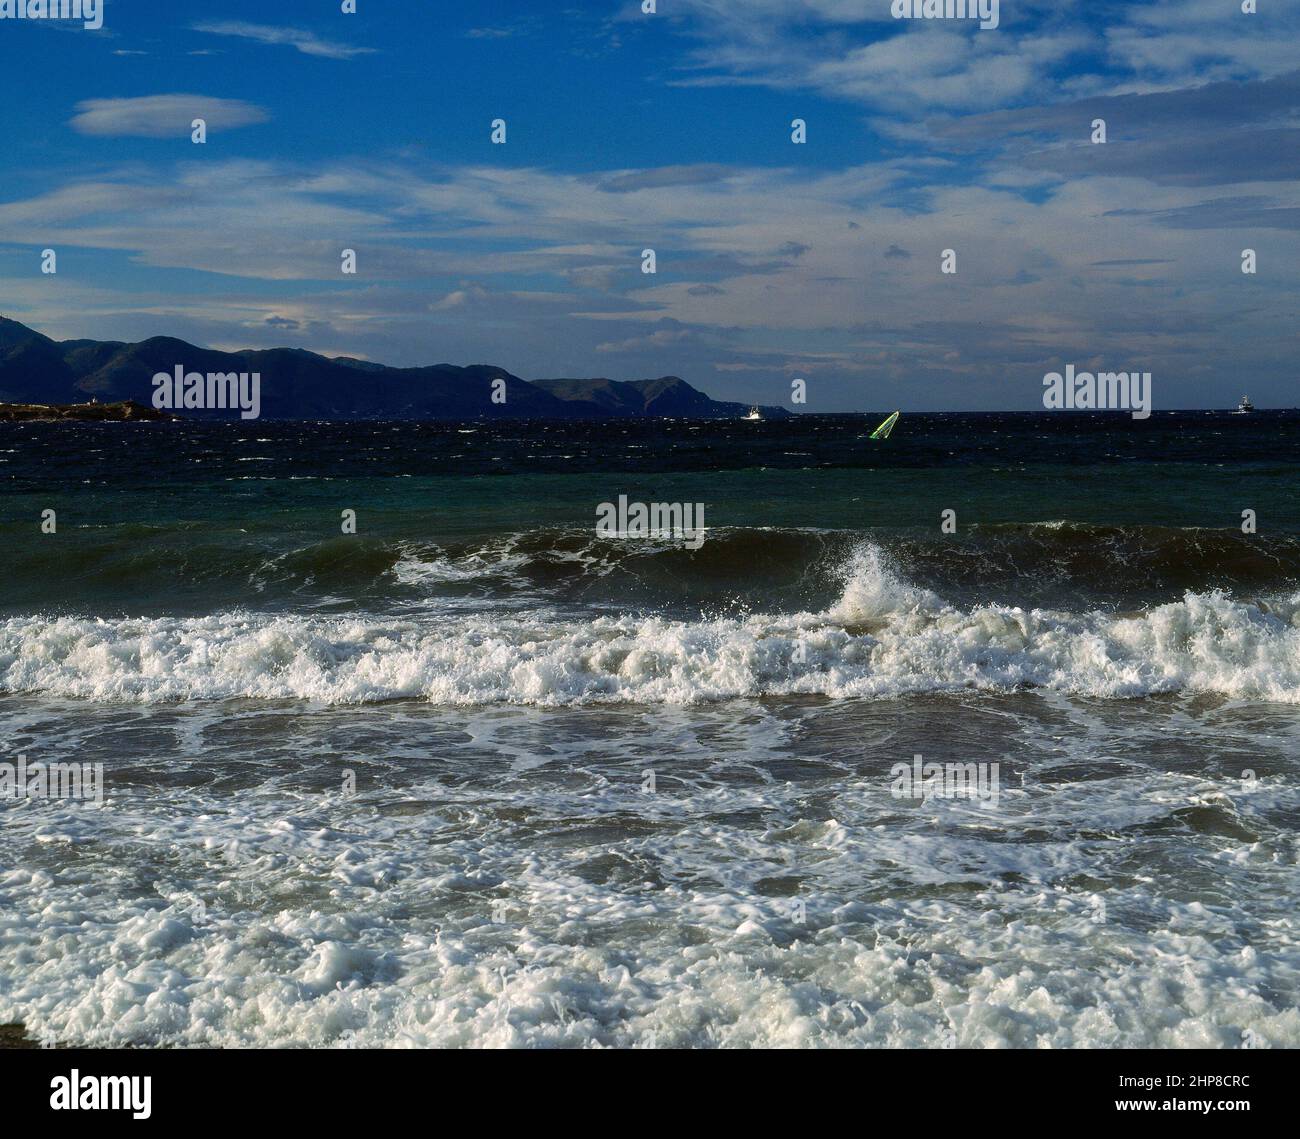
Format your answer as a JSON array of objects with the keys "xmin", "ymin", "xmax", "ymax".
[{"xmin": 1, "ymin": 1045, "xmax": 1289, "ymax": 1126}]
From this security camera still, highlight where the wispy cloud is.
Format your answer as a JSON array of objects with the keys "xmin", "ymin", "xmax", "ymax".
[
  {"xmin": 660, "ymin": 0, "xmax": 1299, "ymax": 118},
  {"xmin": 465, "ymin": 23, "xmax": 534, "ymax": 41},
  {"xmin": 192, "ymin": 21, "xmax": 374, "ymax": 60},
  {"xmin": 596, "ymin": 165, "xmax": 734, "ymax": 193}
]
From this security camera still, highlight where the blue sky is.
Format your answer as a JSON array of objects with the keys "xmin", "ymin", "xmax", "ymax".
[{"xmin": 0, "ymin": 0, "xmax": 1297, "ymax": 410}]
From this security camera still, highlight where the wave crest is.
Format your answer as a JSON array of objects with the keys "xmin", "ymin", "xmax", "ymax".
[{"xmin": 4, "ymin": 544, "xmax": 1299, "ymax": 705}]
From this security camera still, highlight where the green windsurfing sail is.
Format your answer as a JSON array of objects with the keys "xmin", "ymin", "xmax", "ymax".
[{"xmin": 870, "ymin": 411, "xmax": 899, "ymax": 440}]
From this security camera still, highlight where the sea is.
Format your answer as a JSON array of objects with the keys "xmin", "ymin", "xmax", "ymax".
[{"xmin": 1, "ymin": 411, "xmax": 1298, "ymax": 1048}]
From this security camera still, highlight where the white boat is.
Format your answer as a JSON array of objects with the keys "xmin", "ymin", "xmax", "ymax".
[
  {"xmin": 743, "ymin": 406, "xmax": 762, "ymax": 421},
  {"xmin": 1234, "ymin": 394, "xmax": 1254, "ymax": 415}
]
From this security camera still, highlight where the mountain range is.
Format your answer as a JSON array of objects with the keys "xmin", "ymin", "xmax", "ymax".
[{"xmin": 0, "ymin": 316, "xmax": 792, "ymax": 421}]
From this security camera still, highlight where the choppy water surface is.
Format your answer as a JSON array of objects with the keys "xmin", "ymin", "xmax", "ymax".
[{"xmin": 1, "ymin": 413, "xmax": 1297, "ymax": 1046}]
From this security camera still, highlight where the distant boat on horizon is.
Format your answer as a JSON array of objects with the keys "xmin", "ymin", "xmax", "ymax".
[{"xmin": 1234, "ymin": 394, "xmax": 1255, "ymax": 415}]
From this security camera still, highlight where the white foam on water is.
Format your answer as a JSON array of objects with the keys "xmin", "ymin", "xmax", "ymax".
[
  {"xmin": 3, "ymin": 544, "xmax": 1299, "ymax": 705},
  {"xmin": 1, "ymin": 752, "xmax": 1297, "ymax": 1049}
]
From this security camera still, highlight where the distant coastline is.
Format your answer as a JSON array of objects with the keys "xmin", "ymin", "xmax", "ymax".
[
  {"xmin": 0, "ymin": 399, "xmax": 174, "ymax": 422},
  {"xmin": 0, "ymin": 316, "xmax": 792, "ymax": 423}
]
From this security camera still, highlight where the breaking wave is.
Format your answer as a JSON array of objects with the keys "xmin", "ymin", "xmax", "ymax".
[{"xmin": 3, "ymin": 544, "xmax": 1299, "ymax": 705}]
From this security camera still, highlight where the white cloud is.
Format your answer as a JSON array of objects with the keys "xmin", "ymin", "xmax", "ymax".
[
  {"xmin": 192, "ymin": 22, "xmax": 375, "ymax": 60},
  {"xmin": 70, "ymin": 95, "xmax": 268, "ymax": 137},
  {"xmin": 658, "ymin": 0, "xmax": 1298, "ymax": 116}
]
